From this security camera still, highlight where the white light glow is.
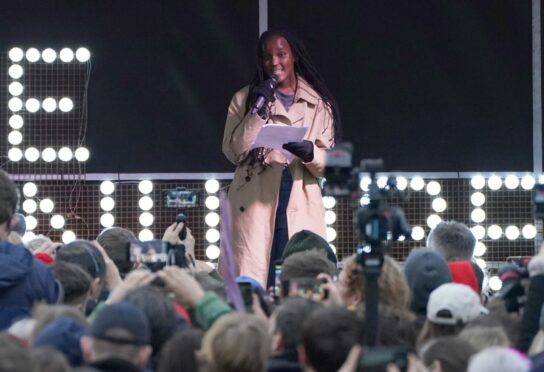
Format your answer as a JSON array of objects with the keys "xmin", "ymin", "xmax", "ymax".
[
  {"xmin": 138, "ymin": 229, "xmax": 154, "ymax": 241},
  {"xmin": 505, "ymin": 225, "xmax": 520, "ymax": 240},
  {"xmin": 8, "ymin": 97, "xmax": 23, "ymax": 112},
  {"xmin": 487, "ymin": 175, "xmax": 502, "ymax": 190},
  {"xmin": 138, "ymin": 196, "xmax": 153, "ymax": 211},
  {"xmin": 62, "ymin": 230, "xmax": 77, "ymax": 244},
  {"xmin": 58, "ymin": 97, "xmax": 74, "ymax": 112},
  {"xmin": 206, "ymin": 245, "xmax": 221, "ymax": 260},
  {"xmin": 205, "ymin": 195, "xmax": 220, "ymax": 210},
  {"xmin": 411, "ymin": 226, "xmax": 425, "ymax": 241},
  {"xmin": 22, "ymin": 199, "xmax": 37, "ymax": 214},
  {"xmin": 522, "ymin": 224, "xmax": 537, "ymax": 239},
  {"xmin": 521, "ymin": 175, "xmax": 536, "ymax": 190},
  {"xmin": 23, "ymin": 182, "xmax": 38, "ymax": 198},
  {"xmin": 26, "ymin": 216, "xmax": 38, "ymax": 230},
  {"xmin": 100, "ymin": 213, "xmax": 115, "ymax": 228},
  {"xmin": 8, "ymin": 47, "xmax": 24, "ymax": 62},
  {"xmin": 138, "ymin": 180, "xmax": 153, "ymax": 194},
  {"xmin": 41, "ymin": 147, "xmax": 56, "ymax": 162},
  {"xmin": 323, "ymin": 196, "xmax": 337, "ymax": 209},
  {"xmin": 426, "ymin": 181, "xmax": 441, "ymax": 196},
  {"xmin": 100, "ymin": 197, "xmax": 115, "ymax": 212},
  {"xmin": 39, "ymin": 199, "xmax": 54, "ymax": 213},
  {"xmin": 50, "ymin": 214, "xmax": 65, "ymax": 229},
  {"xmin": 489, "ymin": 276, "xmax": 502, "ymax": 291},
  {"xmin": 9, "ymin": 115, "xmax": 23, "ymax": 129},
  {"xmin": 329, "ymin": 244, "xmax": 337, "ymax": 254},
  {"xmin": 74, "ymin": 147, "xmax": 89, "ymax": 161},
  {"xmin": 360, "ymin": 194, "xmax": 370, "ymax": 206},
  {"xmin": 471, "ymin": 225, "xmax": 486, "ymax": 240},
  {"xmin": 22, "ymin": 232, "xmax": 36, "ymax": 244},
  {"xmin": 432, "ymin": 198, "xmax": 447, "ymax": 213},
  {"xmin": 360, "ymin": 177, "xmax": 371, "ymax": 191},
  {"xmin": 471, "ymin": 208, "xmax": 486, "ymax": 223},
  {"xmin": 58, "ymin": 147, "xmax": 73, "ymax": 162},
  {"xmin": 326, "ymin": 227, "xmax": 337, "ymax": 242},
  {"xmin": 396, "ymin": 176, "xmax": 408, "ymax": 191},
  {"xmin": 475, "ymin": 258, "xmax": 487, "ymax": 269},
  {"xmin": 205, "ymin": 212, "xmax": 220, "ymax": 227},
  {"xmin": 427, "ymin": 214, "xmax": 442, "ymax": 229},
  {"xmin": 41, "ymin": 48, "xmax": 57, "ymax": 63},
  {"xmin": 325, "ymin": 210, "xmax": 337, "ymax": 225},
  {"xmin": 474, "ymin": 242, "xmax": 487, "ymax": 257},
  {"xmin": 139, "ymin": 212, "xmax": 154, "ymax": 227},
  {"xmin": 487, "ymin": 225, "xmax": 503, "ymax": 240},
  {"xmin": 59, "ymin": 48, "xmax": 74, "ymax": 62},
  {"xmin": 75, "ymin": 47, "xmax": 91, "ymax": 62},
  {"xmin": 42, "ymin": 97, "xmax": 57, "ymax": 112},
  {"xmin": 25, "ymin": 98, "xmax": 40, "ymax": 113},
  {"xmin": 24, "ymin": 147, "xmax": 40, "ymax": 162},
  {"xmin": 25, "ymin": 48, "xmax": 40, "ymax": 62},
  {"xmin": 470, "ymin": 192, "xmax": 486, "ymax": 207},
  {"xmin": 8, "ymin": 148, "xmax": 23, "ymax": 162},
  {"xmin": 8, "ymin": 131, "xmax": 22, "ymax": 146},
  {"xmin": 8, "ymin": 64, "xmax": 23, "ymax": 79},
  {"xmin": 504, "ymin": 175, "xmax": 520, "ymax": 189},
  {"xmin": 206, "ymin": 228, "xmax": 220, "ymax": 243},
  {"xmin": 100, "ymin": 181, "xmax": 115, "ymax": 195},
  {"xmin": 377, "ymin": 176, "xmax": 388, "ymax": 189},
  {"xmin": 410, "ymin": 177, "xmax": 425, "ymax": 191},
  {"xmin": 8, "ymin": 82, "xmax": 23, "ymax": 96},
  {"xmin": 471, "ymin": 175, "xmax": 486, "ymax": 190},
  {"xmin": 205, "ymin": 179, "xmax": 220, "ymax": 194}
]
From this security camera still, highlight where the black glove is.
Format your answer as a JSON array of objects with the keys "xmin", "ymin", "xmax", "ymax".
[{"xmin": 282, "ymin": 140, "xmax": 314, "ymax": 162}]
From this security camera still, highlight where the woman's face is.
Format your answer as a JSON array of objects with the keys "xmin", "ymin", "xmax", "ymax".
[{"xmin": 261, "ymin": 35, "xmax": 296, "ymax": 89}]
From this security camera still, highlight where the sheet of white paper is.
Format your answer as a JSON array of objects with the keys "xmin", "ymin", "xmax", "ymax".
[{"xmin": 251, "ymin": 124, "xmax": 308, "ymax": 161}]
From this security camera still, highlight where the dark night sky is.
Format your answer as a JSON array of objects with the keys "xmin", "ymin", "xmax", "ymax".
[{"xmin": 0, "ymin": 1, "xmax": 534, "ymax": 173}]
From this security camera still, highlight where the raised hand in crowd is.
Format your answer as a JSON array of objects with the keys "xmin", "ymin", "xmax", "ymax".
[
  {"xmin": 317, "ymin": 272, "xmax": 343, "ymax": 306},
  {"xmin": 92, "ymin": 240, "xmax": 123, "ymax": 290},
  {"xmin": 105, "ymin": 269, "xmax": 155, "ymax": 304},
  {"xmin": 33, "ymin": 241, "xmax": 62, "ymax": 257},
  {"xmin": 157, "ymin": 266, "xmax": 205, "ymax": 307}
]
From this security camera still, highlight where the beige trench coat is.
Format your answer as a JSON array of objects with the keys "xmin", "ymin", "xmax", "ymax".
[{"xmin": 221, "ymin": 77, "xmax": 335, "ymax": 286}]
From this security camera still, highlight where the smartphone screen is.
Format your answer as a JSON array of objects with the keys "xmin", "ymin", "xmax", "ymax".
[{"xmin": 128, "ymin": 240, "xmax": 168, "ymax": 264}]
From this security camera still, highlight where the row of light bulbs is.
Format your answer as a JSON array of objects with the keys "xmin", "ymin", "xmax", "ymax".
[
  {"xmin": 8, "ymin": 47, "xmax": 90, "ymax": 64},
  {"xmin": 8, "ymin": 97, "xmax": 74, "ymax": 112},
  {"xmin": 8, "ymin": 147, "xmax": 89, "ymax": 162}
]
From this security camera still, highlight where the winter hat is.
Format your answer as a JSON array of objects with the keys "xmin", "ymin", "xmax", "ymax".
[
  {"xmin": 448, "ymin": 260, "xmax": 479, "ymax": 294},
  {"xmin": 403, "ymin": 248, "xmax": 452, "ymax": 315},
  {"xmin": 33, "ymin": 317, "xmax": 88, "ymax": 366},
  {"xmin": 427, "ymin": 283, "xmax": 488, "ymax": 325},
  {"xmin": 281, "ymin": 230, "xmax": 337, "ymax": 265}
]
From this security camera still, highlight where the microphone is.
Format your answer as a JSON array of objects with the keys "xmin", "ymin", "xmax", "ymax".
[{"xmin": 250, "ymin": 75, "xmax": 278, "ymax": 115}]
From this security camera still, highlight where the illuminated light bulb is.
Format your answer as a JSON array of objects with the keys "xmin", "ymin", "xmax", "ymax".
[
  {"xmin": 100, "ymin": 197, "xmax": 115, "ymax": 211},
  {"xmin": 39, "ymin": 199, "xmax": 54, "ymax": 213},
  {"xmin": 475, "ymin": 258, "xmax": 487, "ymax": 269},
  {"xmin": 540, "ymin": 174, "xmax": 544, "ymax": 184},
  {"xmin": 471, "ymin": 208, "xmax": 486, "ymax": 223},
  {"xmin": 521, "ymin": 175, "xmax": 536, "ymax": 190},
  {"xmin": 206, "ymin": 245, "xmax": 221, "ymax": 259},
  {"xmin": 205, "ymin": 196, "xmax": 220, "ymax": 210},
  {"xmin": 42, "ymin": 97, "xmax": 57, "ymax": 112},
  {"xmin": 41, "ymin": 147, "xmax": 56, "ymax": 162},
  {"xmin": 504, "ymin": 175, "xmax": 520, "ymax": 189},
  {"xmin": 62, "ymin": 230, "xmax": 77, "ymax": 244},
  {"xmin": 22, "ymin": 199, "xmax": 37, "ymax": 214},
  {"xmin": 139, "ymin": 212, "xmax": 154, "ymax": 227},
  {"xmin": 58, "ymin": 147, "xmax": 73, "ymax": 162},
  {"xmin": 24, "ymin": 147, "xmax": 40, "ymax": 162},
  {"xmin": 139, "ymin": 229, "xmax": 154, "ymax": 241},
  {"xmin": 470, "ymin": 192, "xmax": 486, "ymax": 207},
  {"xmin": 22, "ymin": 232, "xmax": 36, "ymax": 243},
  {"xmin": 8, "ymin": 97, "xmax": 23, "ymax": 112},
  {"xmin": 322, "ymin": 196, "xmax": 336, "ymax": 209},
  {"xmin": 360, "ymin": 177, "xmax": 371, "ymax": 191},
  {"xmin": 8, "ymin": 148, "xmax": 23, "ymax": 162},
  {"xmin": 411, "ymin": 226, "xmax": 425, "ymax": 241},
  {"xmin": 205, "ymin": 179, "xmax": 220, "ymax": 194},
  {"xmin": 9, "ymin": 115, "xmax": 23, "ymax": 129},
  {"xmin": 377, "ymin": 176, "xmax": 388, "ymax": 189},
  {"xmin": 138, "ymin": 180, "xmax": 153, "ymax": 194},
  {"xmin": 50, "ymin": 214, "xmax": 65, "ymax": 229},
  {"xmin": 8, "ymin": 64, "xmax": 23, "ymax": 79},
  {"xmin": 325, "ymin": 210, "xmax": 337, "ymax": 225},
  {"xmin": 205, "ymin": 212, "xmax": 220, "ymax": 227},
  {"xmin": 487, "ymin": 225, "xmax": 503, "ymax": 240},
  {"xmin": 74, "ymin": 147, "xmax": 89, "ymax": 161},
  {"xmin": 8, "ymin": 131, "xmax": 22, "ymax": 145},
  {"xmin": 41, "ymin": 48, "xmax": 57, "ymax": 63},
  {"xmin": 206, "ymin": 229, "xmax": 220, "ymax": 243},
  {"xmin": 58, "ymin": 97, "xmax": 74, "ymax": 112},
  {"xmin": 8, "ymin": 47, "xmax": 24, "ymax": 62},
  {"xmin": 326, "ymin": 227, "xmax": 337, "ymax": 242},
  {"xmin": 8, "ymin": 82, "xmax": 23, "ymax": 96},
  {"xmin": 426, "ymin": 181, "xmax": 441, "ymax": 196},
  {"xmin": 432, "ymin": 198, "xmax": 447, "ymax": 213},
  {"xmin": 474, "ymin": 242, "xmax": 487, "ymax": 257},
  {"xmin": 100, "ymin": 213, "xmax": 115, "ymax": 228},
  {"xmin": 138, "ymin": 196, "xmax": 153, "ymax": 211},
  {"xmin": 522, "ymin": 224, "xmax": 537, "ymax": 239},
  {"xmin": 100, "ymin": 181, "xmax": 115, "ymax": 195},
  {"xmin": 360, "ymin": 194, "xmax": 370, "ymax": 206},
  {"xmin": 505, "ymin": 225, "xmax": 520, "ymax": 240},
  {"xmin": 427, "ymin": 214, "xmax": 442, "ymax": 229},
  {"xmin": 396, "ymin": 176, "xmax": 408, "ymax": 191},
  {"xmin": 470, "ymin": 175, "xmax": 486, "ymax": 190},
  {"xmin": 59, "ymin": 48, "xmax": 74, "ymax": 62},
  {"xmin": 410, "ymin": 177, "xmax": 425, "ymax": 191},
  {"xmin": 25, "ymin": 98, "xmax": 40, "ymax": 112},
  {"xmin": 25, "ymin": 48, "xmax": 40, "ymax": 62},
  {"xmin": 75, "ymin": 47, "xmax": 91, "ymax": 62},
  {"xmin": 487, "ymin": 175, "xmax": 502, "ymax": 190},
  {"xmin": 26, "ymin": 216, "xmax": 38, "ymax": 230},
  {"xmin": 471, "ymin": 225, "xmax": 486, "ymax": 240},
  {"xmin": 23, "ymin": 182, "xmax": 38, "ymax": 198},
  {"xmin": 489, "ymin": 276, "xmax": 502, "ymax": 291}
]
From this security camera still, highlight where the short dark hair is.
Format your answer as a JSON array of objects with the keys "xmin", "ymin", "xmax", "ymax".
[
  {"xmin": 280, "ymin": 250, "xmax": 337, "ymax": 285},
  {"xmin": 56, "ymin": 240, "xmax": 106, "ymax": 280},
  {"xmin": 273, "ymin": 297, "xmax": 322, "ymax": 352},
  {"xmin": 96, "ymin": 227, "xmax": 136, "ymax": 276},
  {"xmin": 427, "ymin": 221, "xmax": 475, "ymax": 261},
  {"xmin": 158, "ymin": 329, "xmax": 203, "ymax": 372},
  {"xmin": 51, "ymin": 261, "xmax": 92, "ymax": 306},
  {"xmin": 302, "ymin": 306, "xmax": 364, "ymax": 372},
  {"xmin": 0, "ymin": 170, "xmax": 18, "ymax": 226}
]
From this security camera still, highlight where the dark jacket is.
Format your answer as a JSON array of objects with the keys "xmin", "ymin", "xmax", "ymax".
[
  {"xmin": 0, "ymin": 241, "xmax": 60, "ymax": 330},
  {"xmin": 267, "ymin": 350, "xmax": 303, "ymax": 372},
  {"xmin": 90, "ymin": 358, "xmax": 143, "ymax": 372},
  {"xmin": 518, "ymin": 256, "xmax": 544, "ymax": 352}
]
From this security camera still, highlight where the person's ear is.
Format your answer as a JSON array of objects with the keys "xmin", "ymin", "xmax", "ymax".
[
  {"xmin": 80, "ymin": 336, "xmax": 94, "ymax": 363},
  {"xmin": 137, "ymin": 345, "xmax": 152, "ymax": 368},
  {"xmin": 271, "ymin": 333, "xmax": 284, "ymax": 353},
  {"xmin": 430, "ymin": 359, "xmax": 443, "ymax": 372},
  {"xmin": 89, "ymin": 278, "xmax": 101, "ymax": 298},
  {"xmin": 8, "ymin": 215, "xmax": 18, "ymax": 231}
]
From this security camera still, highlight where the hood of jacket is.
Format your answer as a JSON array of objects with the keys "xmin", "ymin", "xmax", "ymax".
[{"xmin": 0, "ymin": 241, "xmax": 33, "ymax": 289}]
